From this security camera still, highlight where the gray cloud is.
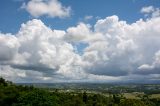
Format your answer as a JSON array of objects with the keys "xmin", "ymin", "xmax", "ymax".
[
  {"xmin": 0, "ymin": 33, "xmax": 19, "ymax": 61},
  {"xmin": 11, "ymin": 64, "xmax": 56, "ymax": 73}
]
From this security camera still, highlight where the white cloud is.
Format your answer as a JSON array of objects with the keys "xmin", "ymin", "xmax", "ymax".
[
  {"xmin": 141, "ymin": 6, "xmax": 154, "ymax": 13},
  {"xmin": 1, "ymin": 7, "xmax": 160, "ymax": 82},
  {"xmin": 1, "ymin": 19, "xmax": 84, "ymax": 82},
  {"xmin": 65, "ymin": 23, "xmax": 91, "ymax": 42},
  {"xmin": 141, "ymin": 6, "xmax": 160, "ymax": 18},
  {"xmin": 0, "ymin": 33, "xmax": 19, "ymax": 61},
  {"xmin": 15, "ymin": 19, "xmax": 81, "ymax": 77},
  {"xmin": 84, "ymin": 15, "xmax": 93, "ymax": 21},
  {"xmin": 79, "ymin": 15, "xmax": 160, "ymax": 77},
  {"xmin": 138, "ymin": 50, "xmax": 160, "ymax": 74},
  {"xmin": 22, "ymin": 0, "xmax": 71, "ymax": 18}
]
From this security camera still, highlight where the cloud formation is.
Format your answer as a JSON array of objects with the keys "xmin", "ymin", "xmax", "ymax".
[
  {"xmin": 141, "ymin": 6, "xmax": 160, "ymax": 18},
  {"xmin": 0, "ymin": 33, "xmax": 19, "ymax": 62},
  {"xmin": 138, "ymin": 50, "xmax": 160, "ymax": 74},
  {"xmin": 22, "ymin": 0, "xmax": 71, "ymax": 18},
  {"xmin": 0, "ymin": 6, "xmax": 160, "ymax": 83}
]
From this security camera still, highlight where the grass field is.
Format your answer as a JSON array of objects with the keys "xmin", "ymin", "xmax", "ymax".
[
  {"xmin": 150, "ymin": 94, "xmax": 160, "ymax": 98},
  {"xmin": 123, "ymin": 92, "xmax": 147, "ymax": 99}
]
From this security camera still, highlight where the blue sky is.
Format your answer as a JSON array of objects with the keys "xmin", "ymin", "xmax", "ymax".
[
  {"xmin": 0, "ymin": 0, "xmax": 160, "ymax": 83},
  {"xmin": 0, "ymin": 0, "xmax": 159, "ymax": 34}
]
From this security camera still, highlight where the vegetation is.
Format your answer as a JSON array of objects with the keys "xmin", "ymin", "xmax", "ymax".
[{"xmin": 0, "ymin": 77, "xmax": 160, "ymax": 106}]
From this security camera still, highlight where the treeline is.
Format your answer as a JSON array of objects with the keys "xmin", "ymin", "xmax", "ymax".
[{"xmin": 0, "ymin": 77, "xmax": 160, "ymax": 106}]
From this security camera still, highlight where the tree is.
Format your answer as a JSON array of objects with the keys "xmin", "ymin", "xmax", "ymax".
[
  {"xmin": 0, "ymin": 77, "xmax": 7, "ymax": 86},
  {"xmin": 83, "ymin": 91, "xmax": 87, "ymax": 104},
  {"xmin": 113, "ymin": 94, "xmax": 120, "ymax": 104},
  {"xmin": 13, "ymin": 89, "xmax": 58, "ymax": 106}
]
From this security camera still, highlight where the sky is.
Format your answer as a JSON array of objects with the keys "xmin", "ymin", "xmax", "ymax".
[{"xmin": 0, "ymin": 0, "xmax": 160, "ymax": 83}]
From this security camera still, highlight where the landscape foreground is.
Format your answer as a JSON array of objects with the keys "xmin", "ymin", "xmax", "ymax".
[{"xmin": 0, "ymin": 78, "xmax": 160, "ymax": 106}]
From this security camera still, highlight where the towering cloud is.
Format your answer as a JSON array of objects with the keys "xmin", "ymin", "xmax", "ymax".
[
  {"xmin": 0, "ymin": 33, "xmax": 19, "ymax": 62},
  {"xmin": 0, "ymin": 6, "xmax": 160, "ymax": 83}
]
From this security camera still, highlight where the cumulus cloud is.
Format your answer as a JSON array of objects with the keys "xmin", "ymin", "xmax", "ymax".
[
  {"xmin": 0, "ymin": 19, "xmax": 86, "ymax": 82},
  {"xmin": 0, "ymin": 33, "xmax": 19, "ymax": 62},
  {"xmin": 138, "ymin": 50, "xmax": 160, "ymax": 74},
  {"xmin": 21, "ymin": 0, "xmax": 71, "ymax": 18},
  {"xmin": 65, "ymin": 23, "xmax": 92, "ymax": 42},
  {"xmin": 1, "ymin": 7, "xmax": 160, "ymax": 82},
  {"xmin": 141, "ymin": 6, "xmax": 154, "ymax": 13},
  {"xmin": 14, "ymin": 19, "xmax": 83, "ymax": 79},
  {"xmin": 141, "ymin": 6, "xmax": 160, "ymax": 18},
  {"xmin": 65, "ymin": 14, "xmax": 160, "ymax": 78}
]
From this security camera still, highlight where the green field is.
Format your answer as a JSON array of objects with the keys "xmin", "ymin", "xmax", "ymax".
[{"xmin": 150, "ymin": 94, "xmax": 160, "ymax": 98}]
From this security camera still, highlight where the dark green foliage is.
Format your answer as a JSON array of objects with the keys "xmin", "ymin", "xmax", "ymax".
[
  {"xmin": 113, "ymin": 94, "xmax": 121, "ymax": 104},
  {"xmin": 0, "ymin": 78, "xmax": 19, "ymax": 106},
  {"xmin": 0, "ymin": 77, "xmax": 160, "ymax": 106},
  {"xmin": 148, "ymin": 98, "xmax": 160, "ymax": 106},
  {"xmin": 0, "ymin": 77, "xmax": 8, "ymax": 86},
  {"xmin": 13, "ymin": 89, "xmax": 58, "ymax": 106},
  {"xmin": 83, "ymin": 91, "xmax": 87, "ymax": 103},
  {"xmin": 119, "ymin": 99, "xmax": 146, "ymax": 106}
]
